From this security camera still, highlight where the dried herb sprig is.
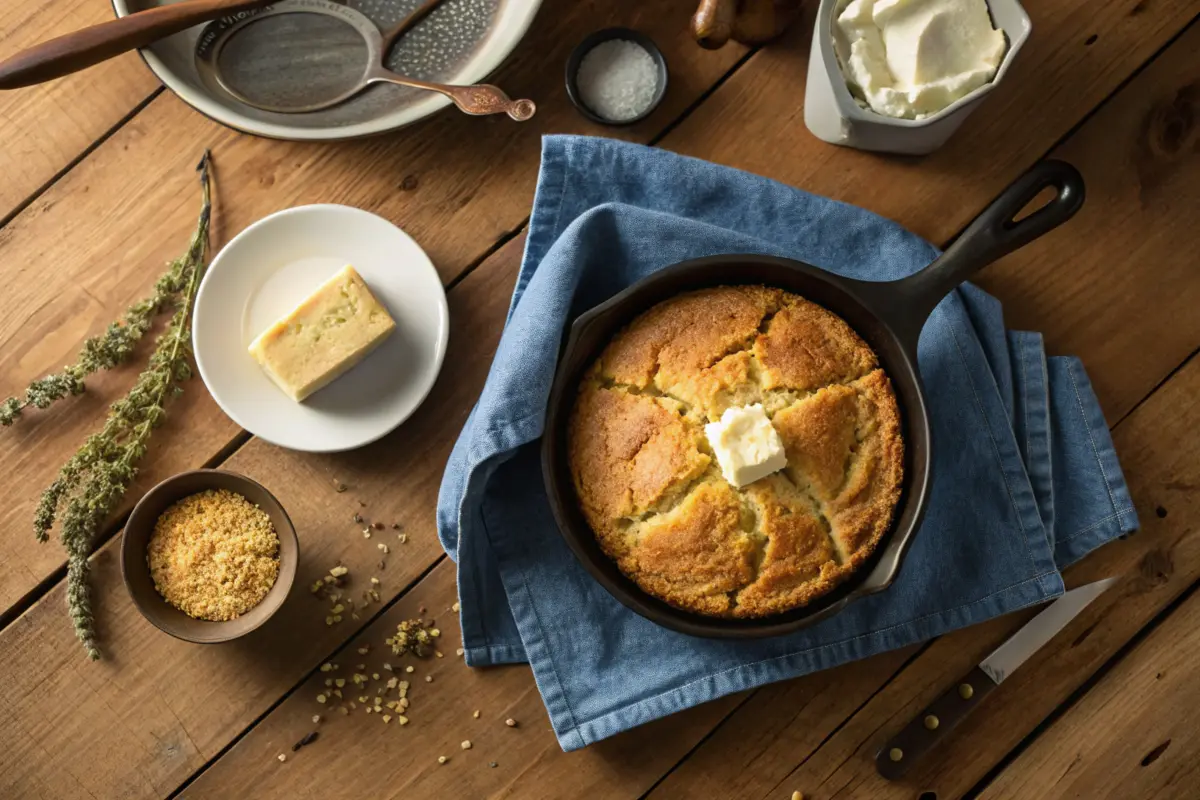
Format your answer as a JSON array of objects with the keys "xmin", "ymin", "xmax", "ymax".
[
  {"xmin": 0, "ymin": 233, "xmax": 197, "ymax": 426},
  {"xmin": 33, "ymin": 153, "xmax": 213, "ymax": 659}
]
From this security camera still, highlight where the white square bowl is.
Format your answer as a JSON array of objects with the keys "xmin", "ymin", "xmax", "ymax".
[{"xmin": 803, "ymin": 0, "xmax": 1031, "ymax": 155}]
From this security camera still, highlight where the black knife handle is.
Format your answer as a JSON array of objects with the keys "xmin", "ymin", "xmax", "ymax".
[{"xmin": 875, "ymin": 666, "xmax": 998, "ymax": 780}]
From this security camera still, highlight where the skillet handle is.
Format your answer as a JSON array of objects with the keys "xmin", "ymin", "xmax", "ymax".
[{"xmin": 892, "ymin": 160, "xmax": 1085, "ymax": 344}]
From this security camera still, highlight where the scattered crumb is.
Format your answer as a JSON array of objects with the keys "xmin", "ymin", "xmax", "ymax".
[
  {"xmin": 438, "ymin": 756, "xmax": 448, "ymax": 764},
  {"xmin": 461, "ymin": 740, "xmax": 472, "ymax": 750},
  {"xmin": 277, "ymin": 753, "xmax": 287, "ymax": 762},
  {"xmin": 505, "ymin": 718, "xmax": 517, "ymax": 728}
]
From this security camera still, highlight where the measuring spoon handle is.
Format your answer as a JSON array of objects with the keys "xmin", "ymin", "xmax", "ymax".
[
  {"xmin": 373, "ymin": 72, "xmax": 536, "ymax": 121},
  {"xmin": 0, "ymin": 0, "xmax": 272, "ymax": 89}
]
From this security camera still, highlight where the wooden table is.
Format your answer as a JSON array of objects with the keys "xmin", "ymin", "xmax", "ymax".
[{"xmin": 0, "ymin": 1, "xmax": 1196, "ymax": 797}]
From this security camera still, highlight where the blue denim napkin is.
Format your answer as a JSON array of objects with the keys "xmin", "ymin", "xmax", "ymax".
[{"xmin": 436, "ymin": 136, "xmax": 1137, "ymax": 751}]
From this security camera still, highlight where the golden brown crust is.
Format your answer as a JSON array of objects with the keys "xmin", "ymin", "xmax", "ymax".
[{"xmin": 567, "ymin": 285, "xmax": 904, "ymax": 618}]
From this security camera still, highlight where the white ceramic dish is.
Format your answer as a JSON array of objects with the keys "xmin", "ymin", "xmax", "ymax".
[
  {"xmin": 111, "ymin": 0, "xmax": 543, "ymax": 140},
  {"xmin": 803, "ymin": 0, "xmax": 1031, "ymax": 155},
  {"xmin": 193, "ymin": 205, "xmax": 449, "ymax": 452}
]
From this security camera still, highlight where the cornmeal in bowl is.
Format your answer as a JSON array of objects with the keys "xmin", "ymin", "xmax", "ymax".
[{"xmin": 566, "ymin": 285, "xmax": 904, "ymax": 618}]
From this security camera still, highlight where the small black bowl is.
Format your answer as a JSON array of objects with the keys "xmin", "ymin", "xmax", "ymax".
[{"xmin": 565, "ymin": 28, "xmax": 669, "ymax": 126}]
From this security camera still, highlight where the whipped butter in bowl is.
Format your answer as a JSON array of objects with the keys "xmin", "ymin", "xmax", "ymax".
[
  {"xmin": 804, "ymin": 0, "xmax": 1030, "ymax": 153},
  {"xmin": 835, "ymin": 0, "xmax": 1007, "ymax": 119}
]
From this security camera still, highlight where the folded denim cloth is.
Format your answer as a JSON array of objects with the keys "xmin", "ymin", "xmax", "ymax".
[{"xmin": 436, "ymin": 135, "xmax": 1137, "ymax": 751}]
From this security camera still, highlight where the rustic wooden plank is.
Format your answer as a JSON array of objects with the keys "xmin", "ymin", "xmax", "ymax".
[
  {"xmin": 0, "ymin": 0, "xmax": 748, "ymax": 617},
  {"xmin": 179, "ymin": 559, "xmax": 746, "ymax": 799},
  {"xmin": 646, "ymin": 21, "xmax": 1200, "ymax": 800},
  {"xmin": 978, "ymin": 587, "xmax": 1200, "ymax": 799},
  {"xmin": 0, "ymin": 0, "xmax": 159, "ymax": 219}
]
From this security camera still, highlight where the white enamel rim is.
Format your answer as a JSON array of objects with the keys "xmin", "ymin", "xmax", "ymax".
[
  {"xmin": 110, "ymin": 0, "xmax": 543, "ymax": 140},
  {"xmin": 192, "ymin": 204, "xmax": 450, "ymax": 452}
]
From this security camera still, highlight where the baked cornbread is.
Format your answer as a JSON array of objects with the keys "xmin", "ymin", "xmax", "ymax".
[
  {"xmin": 248, "ymin": 265, "xmax": 395, "ymax": 402},
  {"xmin": 567, "ymin": 285, "xmax": 904, "ymax": 618}
]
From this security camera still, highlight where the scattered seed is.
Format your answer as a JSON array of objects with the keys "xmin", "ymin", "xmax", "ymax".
[
  {"xmin": 438, "ymin": 756, "xmax": 448, "ymax": 764},
  {"xmin": 316, "ymin": 694, "xmax": 327, "ymax": 704},
  {"xmin": 278, "ymin": 753, "xmax": 287, "ymax": 762},
  {"xmin": 292, "ymin": 731, "xmax": 319, "ymax": 751},
  {"xmin": 330, "ymin": 566, "xmax": 349, "ymax": 578},
  {"xmin": 505, "ymin": 718, "xmax": 517, "ymax": 728},
  {"xmin": 461, "ymin": 740, "xmax": 472, "ymax": 750},
  {"xmin": 406, "ymin": 666, "xmax": 414, "ymax": 673}
]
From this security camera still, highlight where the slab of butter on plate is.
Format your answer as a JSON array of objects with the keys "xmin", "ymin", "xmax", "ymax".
[{"xmin": 248, "ymin": 265, "xmax": 396, "ymax": 402}]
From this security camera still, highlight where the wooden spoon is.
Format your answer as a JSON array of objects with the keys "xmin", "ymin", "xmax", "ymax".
[{"xmin": 0, "ymin": 0, "xmax": 273, "ymax": 90}]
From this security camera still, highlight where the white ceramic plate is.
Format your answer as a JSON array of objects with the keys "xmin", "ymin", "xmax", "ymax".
[
  {"xmin": 193, "ymin": 205, "xmax": 449, "ymax": 452},
  {"xmin": 112, "ymin": 0, "xmax": 543, "ymax": 140}
]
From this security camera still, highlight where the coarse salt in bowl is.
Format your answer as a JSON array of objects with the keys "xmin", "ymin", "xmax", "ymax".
[{"xmin": 566, "ymin": 28, "xmax": 669, "ymax": 126}]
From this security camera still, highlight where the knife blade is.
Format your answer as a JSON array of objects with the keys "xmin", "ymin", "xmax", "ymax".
[{"xmin": 875, "ymin": 577, "xmax": 1117, "ymax": 781}]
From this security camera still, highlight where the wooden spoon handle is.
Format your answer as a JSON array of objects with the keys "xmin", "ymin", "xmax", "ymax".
[{"xmin": 0, "ymin": 0, "xmax": 272, "ymax": 90}]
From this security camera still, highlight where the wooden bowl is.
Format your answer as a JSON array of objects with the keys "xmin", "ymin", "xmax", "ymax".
[{"xmin": 120, "ymin": 469, "xmax": 298, "ymax": 643}]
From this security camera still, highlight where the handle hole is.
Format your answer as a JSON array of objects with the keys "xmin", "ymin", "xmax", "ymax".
[
  {"xmin": 919, "ymin": 792, "xmax": 939, "ymax": 800},
  {"xmin": 1010, "ymin": 186, "xmax": 1058, "ymax": 225}
]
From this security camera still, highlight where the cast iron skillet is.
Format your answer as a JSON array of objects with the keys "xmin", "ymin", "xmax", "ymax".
[{"xmin": 541, "ymin": 160, "xmax": 1085, "ymax": 639}]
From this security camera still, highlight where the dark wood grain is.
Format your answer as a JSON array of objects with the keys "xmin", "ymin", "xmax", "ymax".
[{"xmin": 0, "ymin": 0, "xmax": 271, "ymax": 89}]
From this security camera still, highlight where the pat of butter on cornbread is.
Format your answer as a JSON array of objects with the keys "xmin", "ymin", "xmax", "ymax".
[{"xmin": 248, "ymin": 265, "xmax": 396, "ymax": 402}]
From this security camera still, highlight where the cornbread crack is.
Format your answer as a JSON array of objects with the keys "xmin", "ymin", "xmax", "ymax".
[{"xmin": 568, "ymin": 285, "xmax": 903, "ymax": 617}]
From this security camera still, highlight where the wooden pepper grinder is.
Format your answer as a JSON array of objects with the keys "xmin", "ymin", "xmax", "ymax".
[{"xmin": 691, "ymin": 0, "xmax": 802, "ymax": 49}]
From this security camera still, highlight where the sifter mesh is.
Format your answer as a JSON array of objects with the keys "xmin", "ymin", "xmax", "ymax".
[{"xmin": 192, "ymin": 0, "xmax": 502, "ymax": 128}]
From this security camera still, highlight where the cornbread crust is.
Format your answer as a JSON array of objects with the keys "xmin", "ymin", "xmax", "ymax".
[
  {"xmin": 147, "ymin": 489, "xmax": 281, "ymax": 621},
  {"xmin": 567, "ymin": 285, "xmax": 904, "ymax": 617}
]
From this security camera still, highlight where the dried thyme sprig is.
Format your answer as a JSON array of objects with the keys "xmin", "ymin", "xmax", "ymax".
[
  {"xmin": 35, "ymin": 152, "xmax": 213, "ymax": 659},
  {"xmin": 0, "ymin": 234, "xmax": 196, "ymax": 426}
]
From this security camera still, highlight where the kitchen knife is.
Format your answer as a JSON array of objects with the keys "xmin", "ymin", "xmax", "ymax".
[{"xmin": 875, "ymin": 577, "xmax": 1117, "ymax": 780}]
